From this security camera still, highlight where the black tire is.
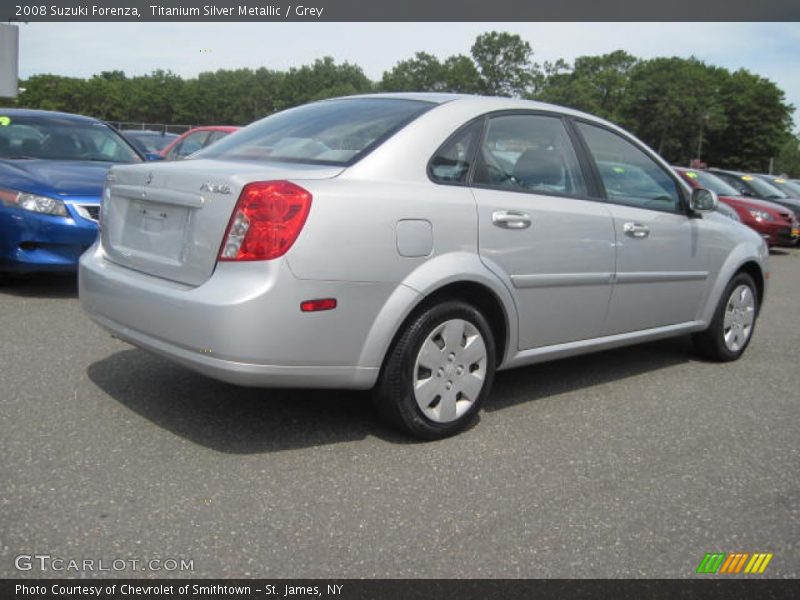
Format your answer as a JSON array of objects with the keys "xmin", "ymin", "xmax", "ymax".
[
  {"xmin": 693, "ymin": 272, "xmax": 759, "ymax": 362},
  {"xmin": 373, "ymin": 300, "xmax": 497, "ymax": 440}
]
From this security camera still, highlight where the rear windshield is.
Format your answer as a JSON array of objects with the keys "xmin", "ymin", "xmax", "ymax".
[
  {"xmin": 197, "ymin": 98, "xmax": 435, "ymax": 166},
  {"xmin": 0, "ymin": 114, "xmax": 141, "ymax": 163}
]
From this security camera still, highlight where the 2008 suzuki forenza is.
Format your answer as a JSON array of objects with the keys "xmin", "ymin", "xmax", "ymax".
[{"xmin": 80, "ymin": 94, "xmax": 768, "ymax": 439}]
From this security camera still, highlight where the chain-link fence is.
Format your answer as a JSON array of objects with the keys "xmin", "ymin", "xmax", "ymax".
[{"xmin": 108, "ymin": 122, "xmax": 194, "ymax": 134}]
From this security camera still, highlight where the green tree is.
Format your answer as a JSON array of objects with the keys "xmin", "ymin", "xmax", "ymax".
[
  {"xmin": 537, "ymin": 50, "xmax": 638, "ymax": 122},
  {"xmin": 17, "ymin": 75, "xmax": 91, "ymax": 115},
  {"xmin": 703, "ymin": 69, "xmax": 794, "ymax": 171},
  {"xmin": 621, "ymin": 57, "xmax": 727, "ymax": 164},
  {"xmin": 774, "ymin": 133, "xmax": 800, "ymax": 177},
  {"xmin": 278, "ymin": 57, "xmax": 372, "ymax": 109},
  {"xmin": 380, "ymin": 52, "xmax": 482, "ymax": 94},
  {"xmin": 470, "ymin": 31, "xmax": 537, "ymax": 97},
  {"xmin": 380, "ymin": 52, "xmax": 446, "ymax": 92}
]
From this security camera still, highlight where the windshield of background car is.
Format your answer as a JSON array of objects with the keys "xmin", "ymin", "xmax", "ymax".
[
  {"xmin": 683, "ymin": 170, "xmax": 741, "ymax": 196},
  {"xmin": 197, "ymin": 98, "xmax": 435, "ymax": 166},
  {"xmin": 0, "ymin": 115, "xmax": 141, "ymax": 163},
  {"xmin": 742, "ymin": 175, "xmax": 788, "ymax": 199},
  {"xmin": 767, "ymin": 178, "xmax": 800, "ymax": 197},
  {"xmin": 125, "ymin": 132, "xmax": 176, "ymax": 153}
]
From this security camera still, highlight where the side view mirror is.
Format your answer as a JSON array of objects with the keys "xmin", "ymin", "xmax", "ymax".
[
  {"xmin": 690, "ymin": 188, "xmax": 718, "ymax": 213},
  {"xmin": 145, "ymin": 152, "xmax": 165, "ymax": 161}
]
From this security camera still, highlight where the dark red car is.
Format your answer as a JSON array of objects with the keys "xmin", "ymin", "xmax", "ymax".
[
  {"xmin": 674, "ymin": 167, "xmax": 799, "ymax": 247},
  {"xmin": 159, "ymin": 126, "xmax": 239, "ymax": 161}
]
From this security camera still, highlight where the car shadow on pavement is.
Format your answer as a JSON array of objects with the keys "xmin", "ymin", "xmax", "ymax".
[
  {"xmin": 88, "ymin": 337, "xmax": 695, "ymax": 453},
  {"xmin": 87, "ymin": 348, "xmax": 413, "ymax": 453},
  {"xmin": 486, "ymin": 336, "xmax": 693, "ymax": 412},
  {"xmin": 0, "ymin": 273, "xmax": 78, "ymax": 298}
]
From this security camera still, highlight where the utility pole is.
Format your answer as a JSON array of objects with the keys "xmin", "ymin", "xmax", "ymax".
[{"xmin": 696, "ymin": 111, "xmax": 710, "ymax": 161}]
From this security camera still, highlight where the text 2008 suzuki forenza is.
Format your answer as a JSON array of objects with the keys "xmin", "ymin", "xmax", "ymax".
[{"xmin": 80, "ymin": 94, "xmax": 768, "ymax": 439}]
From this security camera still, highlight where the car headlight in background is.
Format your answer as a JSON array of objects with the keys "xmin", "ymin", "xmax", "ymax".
[
  {"xmin": 747, "ymin": 209, "xmax": 774, "ymax": 222},
  {"xmin": 0, "ymin": 188, "xmax": 69, "ymax": 217}
]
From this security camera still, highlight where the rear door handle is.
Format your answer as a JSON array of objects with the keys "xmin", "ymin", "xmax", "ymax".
[
  {"xmin": 623, "ymin": 222, "xmax": 650, "ymax": 238},
  {"xmin": 492, "ymin": 210, "xmax": 531, "ymax": 229}
]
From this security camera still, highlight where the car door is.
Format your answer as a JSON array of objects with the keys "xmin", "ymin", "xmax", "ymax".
[
  {"xmin": 471, "ymin": 113, "xmax": 616, "ymax": 350},
  {"xmin": 573, "ymin": 120, "xmax": 710, "ymax": 335}
]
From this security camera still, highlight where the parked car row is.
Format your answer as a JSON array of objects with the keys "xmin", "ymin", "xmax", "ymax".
[
  {"xmin": 121, "ymin": 129, "xmax": 178, "ymax": 154},
  {"xmin": 0, "ymin": 110, "xmax": 239, "ymax": 279},
  {"xmin": 157, "ymin": 125, "xmax": 239, "ymax": 160},
  {"xmin": 674, "ymin": 167, "xmax": 800, "ymax": 247}
]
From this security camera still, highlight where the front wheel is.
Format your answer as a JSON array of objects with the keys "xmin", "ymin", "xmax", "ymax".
[
  {"xmin": 373, "ymin": 300, "xmax": 496, "ymax": 440},
  {"xmin": 694, "ymin": 272, "xmax": 759, "ymax": 361}
]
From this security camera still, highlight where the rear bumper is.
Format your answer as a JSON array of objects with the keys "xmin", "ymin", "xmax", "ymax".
[
  {"xmin": 89, "ymin": 312, "xmax": 378, "ymax": 388},
  {"xmin": 79, "ymin": 243, "xmax": 389, "ymax": 389},
  {"xmin": 0, "ymin": 204, "xmax": 98, "ymax": 273}
]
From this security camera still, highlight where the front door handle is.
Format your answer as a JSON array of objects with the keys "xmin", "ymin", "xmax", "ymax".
[
  {"xmin": 492, "ymin": 210, "xmax": 531, "ymax": 229},
  {"xmin": 623, "ymin": 222, "xmax": 650, "ymax": 238}
]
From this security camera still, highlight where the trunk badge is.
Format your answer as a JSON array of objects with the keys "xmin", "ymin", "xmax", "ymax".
[{"xmin": 200, "ymin": 183, "xmax": 231, "ymax": 194}]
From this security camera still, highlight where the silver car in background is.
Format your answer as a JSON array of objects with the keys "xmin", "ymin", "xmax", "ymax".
[{"xmin": 80, "ymin": 94, "xmax": 769, "ymax": 439}]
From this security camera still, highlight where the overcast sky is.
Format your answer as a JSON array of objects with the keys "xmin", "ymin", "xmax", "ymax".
[{"xmin": 15, "ymin": 22, "xmax": 800, "ymax": 127}]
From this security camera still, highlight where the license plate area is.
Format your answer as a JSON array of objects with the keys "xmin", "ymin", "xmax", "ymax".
[{"xmin": 119, "ymin": 200, "xmax": 190, "ymax": 262}]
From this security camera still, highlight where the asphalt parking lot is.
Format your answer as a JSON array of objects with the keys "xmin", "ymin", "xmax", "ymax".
[{"xmin": 1, "ymin": 250, "xmax": 799, "ymax": 579}]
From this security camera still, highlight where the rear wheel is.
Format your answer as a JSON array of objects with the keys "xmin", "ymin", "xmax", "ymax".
[
  {"xmin": 373, "ymin": 300, "xmax": 496, "ymax": 440},
  {"xmin": 694, "ymin": 272, "xmax": 758, "ymax": 361}
]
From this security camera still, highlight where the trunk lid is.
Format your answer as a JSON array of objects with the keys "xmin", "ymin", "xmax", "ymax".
[{"xmin": 101, "ymin": 159, "xmax": 343, "ymax": 286}]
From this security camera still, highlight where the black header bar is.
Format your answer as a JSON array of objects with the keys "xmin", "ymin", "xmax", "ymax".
[{"xmin": 3, "ymin": 0, "xmax": 800, "ymax": 22}]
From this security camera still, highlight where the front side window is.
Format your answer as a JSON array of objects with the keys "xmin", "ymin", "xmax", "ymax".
[
  {"xmin": 473, "ymin": 114, "xmax": 587, "ymax": 197},
  {"xmin": 198, "ymin": 98, "xmax": 434, "ymax": 166},
  {"xmin": 577, "ymin": 122, "xmax": 681, "ymax": 212}
]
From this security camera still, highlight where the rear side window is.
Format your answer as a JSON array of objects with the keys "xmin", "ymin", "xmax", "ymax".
[
  {"xmin": 576, "ymin": 122, "xmax": 681, "ymax": 213},
  {"xmin": 429, "ymin": 120, "xmax": 482, "ymax": 184},
  {"xmin": 198, "ymin": 98, "xmax": 434, "ymax": 166},
  {"xmin": 473, "ymin": 114, "xmax": 587, "ymax": 197}
]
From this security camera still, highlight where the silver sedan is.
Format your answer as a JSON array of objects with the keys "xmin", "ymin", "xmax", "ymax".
[{"xmin": 79, "ymin": 94, "xmax": 768, "ymax": 439}]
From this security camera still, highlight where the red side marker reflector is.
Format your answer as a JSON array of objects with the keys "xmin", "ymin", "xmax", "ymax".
[{"xmin": 300, "ymin": 298, "xmax": 337, "ymax": 312}]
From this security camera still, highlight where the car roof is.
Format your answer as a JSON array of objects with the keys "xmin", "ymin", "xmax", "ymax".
[
  {"xmin": 184, "ymin": 125, "xmax": 239, "ymax": 132},
  {"xmin": 326, "ymin": 92, "xmax": 608, "ymax": 122},
  {"xmin": 709, "ymin": 167, "xmax": 747, "ymax": 176},
  {"xmin": 0, "ymin": 107, "xmax": 102, "ymax": 123}
]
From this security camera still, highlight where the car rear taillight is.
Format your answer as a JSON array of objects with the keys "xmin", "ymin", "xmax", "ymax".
[{"xmin": 218, "ymin": 181, "xmax": 312, "ymax": 261}]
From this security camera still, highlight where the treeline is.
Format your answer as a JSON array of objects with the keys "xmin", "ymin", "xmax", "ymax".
[{"xmin": 9, "ymin": 31, "xmax": 800, "ymax": 175}]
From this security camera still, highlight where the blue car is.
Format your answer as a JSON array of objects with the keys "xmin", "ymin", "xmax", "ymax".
[{"xmin": 0, "ymin": 109, "xmax": 143, "ymax": 279}]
